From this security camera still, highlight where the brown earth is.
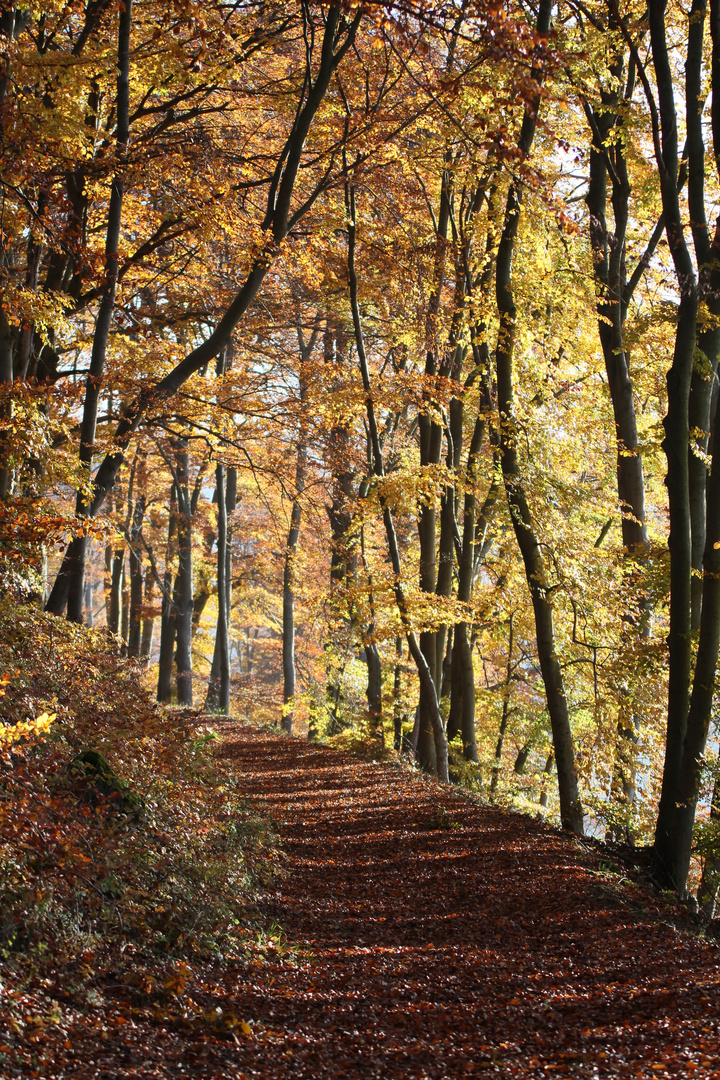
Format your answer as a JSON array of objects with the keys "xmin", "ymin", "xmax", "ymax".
[{"xmin": 19, "ymin": 721, "xmax": 720, "ymax": 1078}]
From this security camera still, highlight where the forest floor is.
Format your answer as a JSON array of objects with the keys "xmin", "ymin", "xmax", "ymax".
[{"xmin": 15, "ymin": 719, "xmax": 720, "ymax": 1079}]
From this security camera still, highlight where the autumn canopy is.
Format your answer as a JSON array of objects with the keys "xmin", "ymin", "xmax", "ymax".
[{"xmin": 1, "ymin": 0, "xmax": 720, "ymax": 906}]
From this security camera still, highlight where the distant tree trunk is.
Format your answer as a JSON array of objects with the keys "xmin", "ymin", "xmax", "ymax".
[
  {"xmin": 192, "ymin": 522, "xmax": 217, "ymax": 637},
  {"xmin": 206, "ymin": 462, "xmax": 236, "ymax": 712},
  {"xmin": 107, "ymin": 546, "xmax": 124, "ymax": 636},
  {"xmin": 174, "ymin": 441, "xmax": 194, "ymax": 706},
  {"xmin": 206, "ymin": 461, "xmax": 230, "ymax": 714},
  {"xmin": 127, "ymin": 493, "xmax": 146, "ymax": 658},
  {"xmin": 513, "ymin": 723, "xmax": 546, "ymax": 776},
  {"xmin": 435, "ymin": 363, "xmax": 463, "ymax": 694},
  {"xmin": 490, "ymin": 615, "xmax": 514, "ymax": 798},
  {"xmin": 539, "ymin": 753, "xmax": 555, "ymax": 813},
  {"xmin": 282, "ymin": 313, "xmax": 317, "ymax": 733},
  {"xmin": 365, "ymin": 642, "xmax": 383, "ymax": 738},
  {"xmin": 393, "ymin": 637, "xmax": 405, "ymax": 750},
  {"xmin": 120, "ymin": 566, "xmax": 130, "ymax": 652},
  {"xmin": 448, "ymin": 316, "xmax": 499, "ymax": 761},
  {"xmin": 84, "ymin": 576, "xmax": 94, "ymax": 629},
  {"xmin": 140, "ymin": 566, "xmax": 155, "ymax": 658},
  {"xmin": 157, "ymin": 483, "xmax": 178, "ymax": 702},
  {"xmin": 324, "ymin": 317, "xmax": 356, "ymax": 728},
  {"xmin": 281, "ymin": 483, "xmax": 303, "ymax": 733}
]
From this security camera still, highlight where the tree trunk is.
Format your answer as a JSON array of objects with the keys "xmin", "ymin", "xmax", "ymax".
[
  {"xmin": 107, "ymin": 545, "xmax": 124, "ymax": 636},
  {"xmin": 174, "ymin": 442, "xmax": 193, "ymax": 706},
  {"xmin": 490, "ymin": 615, "xmax": 514, "ymax": 797},
  {"xmin": 364, "ymin": 642, "xmax": 383, "ymax": 738},
  {"xmin": 282, "ymin": 317, "xmax": 316, "ymax": 732},
  {"xmin": 393, "ymin": 637, "xmax": 405, "ymax": 750},
  {"xmin": 127, "ymin": 494, "xmax": 146, "ymax": 658},
  {"xmin": 324, "ymin": 318, "xmax": 356, "ymax": 727},
  {"xmin": 660, "ymin": 386, "xmax": 720, "ymax": 889},
  {"xmin": 648, "ymin": 0, "xmax": 702, "ymax": 882},
  {"xmin": 206, "ymin": 462, "xmax": 230, "ymax": 713},
  {"xmin": 64, "ymin": 0, "xmax": 132, "ymax": 622},
  {"xmin": 494, "ymin": 0, "xmax": 583, "ymax": 834},
  {"xmin": 157, "ymin": 484, "xmax": 178, "ymax": 702},
  {"xmin": 140, "ymin": 566, "xmax": 155, "ymax": 658}
]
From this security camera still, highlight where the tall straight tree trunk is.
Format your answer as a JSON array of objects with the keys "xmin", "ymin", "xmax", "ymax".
[
  {"xmin": 685, "ymin": 0, "xmax": 720, "ymax": 632},
  {"xmin": 645, "ymin": 0, "xmax": 701, "ymax": 883},
  {"xmin": 324, "ymin": 318, "xmax": 356, "ymax": 725},
  {"xmin": 490, "ymin": 615, "xmax": 514, "ymax": 797},
  {"xmin": 206, "ymin": 462, "xmax": 236, "ymax": 711},
  {"xmin": 586, "ymin": 83, "xmax": 651, "ymax": 562},
  {"xmin": 127, "ymin": 493, "xmax": 146, "ymax": 658},
  {"xmin": 358, "ymin": 515, "xmax": 383, "ymax": 740},
  {"xmin": 140, "ymin": 566, "xmax": 155, "ymax": 658},
  {"xmin": 494, "ymin": 0, "xmax": 583, "ymax": 834},
  {"xmin": 281, "ymin": 489, "xmax": 303, "ymax": 732},
  {"xmin": 107, "ymin": 544, "xmax": 124, "ymax": 636},
  {"xmin": 661, "ymin": 384, "xmax": 720, "ymax": 888},
  {"xmin": 206, "ymin": 461, "xmax": 230, "ymax": 714},
  {"xmin": 120, "ymin": 566, "xmax": 130, "ymax": 652},
  {"xmin": 84, "ymin": 577, "xmax": 95, "ymax": 628},
  {"xmin": 414, "ymin": 159, "xmax": 452, "ymax": 775},
  {"xmin": 174, "ymin": 441, "xmax": 193, "ymax": 706},
  {"xmin": 282, "ymin": 313, "xmax": 318, "ymax": 733},
  {"xmin": 393, "ymin": 637, "xmax": 405, "ymax": 750},
  {"xmin": 51, "ymin": 0, "xmax": 132, "ymax": 620},
  {"xmin": 157, "ymin": 483, "xmax": 178, "ymax": 702},
  {"xmin": 449, "ymin": 340, "xmax": 499, "ymax": 761},
  {"xmin": 585, "ymin": 46, "xmax": 653, "ymax": 836}
]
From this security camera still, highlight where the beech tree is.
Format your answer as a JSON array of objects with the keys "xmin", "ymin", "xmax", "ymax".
[{"xmin": 6, "ymin": 0, "xmax": 720, "ymax": 897}]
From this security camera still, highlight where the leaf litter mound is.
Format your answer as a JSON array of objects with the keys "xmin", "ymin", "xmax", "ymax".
[{"xmin": 8, "ymin": 721, "xmax": 720, "ymax": 1079}]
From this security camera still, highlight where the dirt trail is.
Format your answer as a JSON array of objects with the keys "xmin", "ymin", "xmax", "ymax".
[{"xmin": 56, "ymin": 722, "xmax": 720, "ymax": 1078}]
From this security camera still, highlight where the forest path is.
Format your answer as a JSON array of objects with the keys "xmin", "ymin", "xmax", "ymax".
[
  {"xmin": 210, "ymin": 722, "xmax": 720, "ymax": 1079},
  {"xmin": 69, "ymin": 721, "xmax": 720, "ymax": 1078}
]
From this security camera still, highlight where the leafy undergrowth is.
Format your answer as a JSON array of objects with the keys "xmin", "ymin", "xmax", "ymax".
[
  {"xmin": 4, "ymin": 716, "xmax": 720, "ymax": 1079},
  {"xmin": 0, "ymin": 602, "xmax": 278, "ymax": 1076}
]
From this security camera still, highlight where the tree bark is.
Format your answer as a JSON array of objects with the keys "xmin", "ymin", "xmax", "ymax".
[
  {"xmin": 140, "ymin": 565, "xmax": 155, "ymax": 658},
  {"xmin": 174, "ymin": 442, "xmax": 193, "ymax": 706},
  {"xmin": 281, "ymin": 314, "xmax": 317, "ymax": 733},
  {"xmin": 206, "ymin": 462, "xmax": 230, "ymax": 713},
  {"xmin": 494, "ymin": 0, "xmax": 583, "ymax": 834},
  {"xmin": 157, "ymin": 483, "xmax": 178, "ymax": 702},
  {"xmin": 490, "ymin": 615, "xmax": 514, "ymax": 797},
  {"xmin": 645, "ymin": 0, "xmax": 701, "ymax": 880},
  {"xmin": 127, "ymin": 493, "xmax": 146, "ymax": 658}
]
